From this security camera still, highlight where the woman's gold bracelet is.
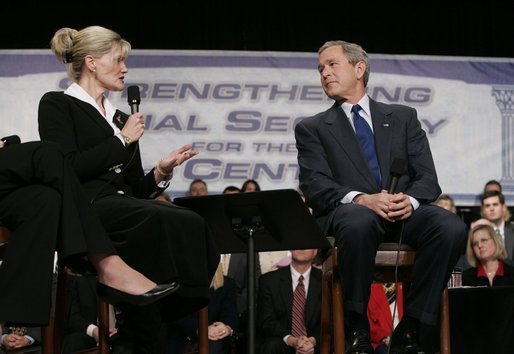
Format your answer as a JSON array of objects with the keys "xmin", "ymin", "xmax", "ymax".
[{"xmin": 155, "ymin": 162, "xmax": 173, "ymax": 177}]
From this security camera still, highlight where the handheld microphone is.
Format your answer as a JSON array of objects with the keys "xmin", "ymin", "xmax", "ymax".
[
  {"xmin": 127, "ymin": 86, "xmax": 141, "ymax": 114},
  {"xmin": 1, "ymin": 135, "xmax": 21, "ymax": 146},
  {"xmin": 386, "ymin": 158, "xmax": 406, "ymax": 194}
]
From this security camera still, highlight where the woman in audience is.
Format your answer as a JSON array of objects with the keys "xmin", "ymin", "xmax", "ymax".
[
  {"xmin": 241, "ymin": 179, "xmax": 261, "ymax": 192},
  {"xmin": 462, "ymin": 223, "xmax": 514, "ymax": 286}
]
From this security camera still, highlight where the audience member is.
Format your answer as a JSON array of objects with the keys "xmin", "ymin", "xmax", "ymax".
[
  {"xmin": 470, "ymin": 218, "xmax": 494, "ymax": 229},
  {"xmin": 482, "ymin": 180, "xmax": 512, "ymax": 222},
  {"xmin": 155, "ymin": 192, "xmax": 172, "ymax": 202},
  {"xmin": 434, "ymin": 194, "xmax": 457, "ymax": 213},
  {"xmin": 161, "ymin": 263, "xmax": 239, "ymax": 354},
  {"xmin": 0, "ymin": 139, "xmax": 174, "ymax": 339},
  {"xmin": 367, "ymin": 283, "xmax": 403, "ymax": 354},
  {"xmin": 222, "ymin": 185, "xmax": 241, "ymax": 194},
  {"xmin": 0, "ymin": 323, "xmax": 41, "ymax": 352},
  {"xmin": 62, "ymin": 275, "xmax": 117, "ymax": 354},
  {"xmin": 294, "ymin": 40, "xmax": 467, "ymax": 354},
  {"xmin": 483, "ymin": 179, "xmax": 502, "ymax": 194},
  {"xmin": 188, "ymin": 179, "xmax": 209, "ymax": 197},
  {"xmin": 241, "ymin": 179, "xmax": 261, "ymax": 192},
  {"xmin": 258, "ymin": 249, "xmax": 321, "ymax": 354},
  {"xmin": 221, "ymin": 250, "xmax": 259, "ymax": 354},
  {"xmin": 38, "ymin": 26, "xmax": 219, "ymax": 352},
  {"xmin": 462, "ymin": 224, "xmax": 514, "ymax": 286},
  {"xmin": 480, "ymin": 190, "xmax": 514, "ymax": 261}
]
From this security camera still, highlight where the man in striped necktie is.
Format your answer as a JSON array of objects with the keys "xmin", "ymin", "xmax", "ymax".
[{"xmin": 257, "ymin": 249, "xmax": 322, "ymax": 354}]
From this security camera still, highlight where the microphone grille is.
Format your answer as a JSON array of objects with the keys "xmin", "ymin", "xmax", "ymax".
[{"xmin": 127, "ymin": 86, "xmax": 141, "ymax": 105}]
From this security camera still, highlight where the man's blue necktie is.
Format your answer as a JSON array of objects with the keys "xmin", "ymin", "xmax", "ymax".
[{"xmin": 351, "ymin": 104, "xmax": 381, "ymax": 188}]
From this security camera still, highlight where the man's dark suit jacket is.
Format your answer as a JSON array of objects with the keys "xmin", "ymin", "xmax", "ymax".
[
  {"xmin": 295, "ymin": 98, "xmax": 441, "ymax": 230},
  {"xmin": 257, "ymin": 265, "xmax": 321, "ymax": 351}
]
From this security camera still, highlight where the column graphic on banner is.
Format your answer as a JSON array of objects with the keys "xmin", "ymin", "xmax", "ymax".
[{"xmin": 492, "ymin": 86, "xmax": 514, "ymax": 194}]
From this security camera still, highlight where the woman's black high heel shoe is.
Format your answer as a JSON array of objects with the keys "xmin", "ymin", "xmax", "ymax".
[{"xmin": 97, "ymin": 281, "xmax": 179, "ymax": 306}]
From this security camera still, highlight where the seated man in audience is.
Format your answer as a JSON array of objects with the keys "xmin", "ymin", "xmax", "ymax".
[
  {"xmin": 161, "ymin": 263, "xmax": 238, "ymax": 354},
  {"xmin": 433, "ymin": 194, "xmax": 456, "ymax": 214},
  {"xmin": 483, "ymin": 179, "xmax": 502, "ymax": 194},
  {"xmin": 480, "ymin": 190, "xmax": 514, "ymax": 262},
  {"xmin": 258, "ymin": 249, "xmax": 321, "ymax": 354},
  {"xmin": 0, "ymin": 323, "xmax": 41, "ymax": 352},
  {"xmin": 188, "ymin": 179, "xmax": 209, "ymax": 197},
  {"xmin": 62, "ymin": 274, "xmax": 118, "ymax": 354}
]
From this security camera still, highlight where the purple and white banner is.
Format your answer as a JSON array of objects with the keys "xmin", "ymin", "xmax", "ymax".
[{"xmin": 1, "ymin": 49, "xmax": 513, "ymax": 204}]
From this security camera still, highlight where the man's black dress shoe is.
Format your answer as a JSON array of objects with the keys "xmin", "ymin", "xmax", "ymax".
[
  {"xmin": 345, "ymin": 329, "xmax": 374, "ymax": 354},
  {"xmin": 97, "ymin": 281, "xmax": 179, "ymax": 306},
  {"xmin": 390, "ymin": 330, "xmax": 426, "ymax": 354}
]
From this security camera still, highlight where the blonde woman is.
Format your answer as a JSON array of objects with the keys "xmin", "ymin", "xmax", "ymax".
[
  {"xmin": 38, "ymin": 26, "xmax": 219, "ymax": 352},
  {"xmin": 462, "ymin": 224, "xmax": 514, "ymax": 286}
]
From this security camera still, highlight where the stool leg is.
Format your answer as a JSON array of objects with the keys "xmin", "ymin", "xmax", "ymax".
[
  {"xmin": 48, "ymin": 266, "xmax": 68, "ymax": 354},
  {"xmin": 97, "ymin": 298, "xmax": 110, "ymax": 354},
  {"xmin": 440, "ymin": 287, "xmax": 451, "ymax": 354},
  {"xmin": 41, "ymin": 322, "xmax": 54, "ymax": 354},
  {"xmin": 197, "ymin": 306, "xmax": 209, "ymax": 354},
  {"xmin": 333, "ymin": 268, "xmax": 345, "ymax": 354},
  {"xmin": 320, "ymin": 269, "xmax": 333, "ymax": 354}
]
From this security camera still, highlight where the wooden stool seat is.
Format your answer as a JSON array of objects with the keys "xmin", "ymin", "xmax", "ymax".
[{"xmin": 320, "ymin": 239, "xmax": 450, "ymax": 354}]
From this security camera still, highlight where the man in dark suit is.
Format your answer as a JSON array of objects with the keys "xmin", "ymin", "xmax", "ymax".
[
  {"xmin": 62, "ymin": 275, "xmax": 108, "ymax": 354},
  {"xmin": 294, "ymin": 41, "xmax": 467, "ymax": 354},
  {"xmin": 162, "ymin": 264, "xmax": 239, "ymax": 354},
  {"xmin": 257, "ymin": 249, "xmax": 321, "ymax": 354},
  {"xmin": 1, "ymin": 323, "xmax": 41, "ymax": 352}
]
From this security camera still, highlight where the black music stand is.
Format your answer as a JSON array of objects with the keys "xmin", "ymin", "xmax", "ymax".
[{"xmin": 174, "ymin": 189, "xmax": 330, "ymax": 354}]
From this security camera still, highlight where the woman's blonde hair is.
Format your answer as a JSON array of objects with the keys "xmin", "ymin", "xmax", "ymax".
[
  {"xmin": 465, "ymin": 224, "xmax": 507, "ymax": 267},
  {"xmin": 50, "ymin": 26, "xmax": 131, "ymax": 82}
]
